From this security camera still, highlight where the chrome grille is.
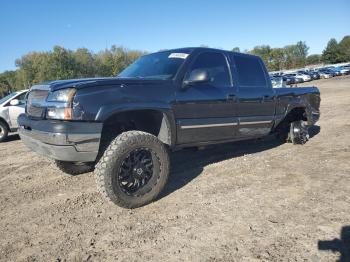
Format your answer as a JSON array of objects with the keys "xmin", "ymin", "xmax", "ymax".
[
  {"xmin": 27, "ymin": 105, "xmax": 44, "ymax": 118},
  {"xmin": 29, "ymin": 89, "xmax": 49, "ymax": 100},
  {"xmin": 26, "ymin": 89, "xmax": 49, "ymax": 118}
]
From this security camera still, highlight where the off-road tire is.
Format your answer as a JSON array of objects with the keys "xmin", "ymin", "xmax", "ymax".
[
  {"xmin": 0, "ymin": 121, "xmax": 9, "ymax": 143},
  {"xmin": 55, "ymin": 160, "xmax": 95, "ymax": 175},
  {"xmin": 95, "ymin": 131, "xmax": 170, "ymax": 209},
  {"xmin": 275, "ymin": 121, "xmax": 290, "ymax": 143}
]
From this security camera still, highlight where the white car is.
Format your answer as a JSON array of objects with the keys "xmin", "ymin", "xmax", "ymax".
[
  {"xmin": 0, "ymin": 90, "xmax": 28, "ymax": 142},
  {"xmin": 296, "ymin": 73, "xmax": 312, "ymax": 82},
  {"xmin": 288, "ymin": 73, "xmax": 311, "ymax": 82},
  {"xmin": 318, "ymin": 71, "xmax": 333, "ymax": 79}
]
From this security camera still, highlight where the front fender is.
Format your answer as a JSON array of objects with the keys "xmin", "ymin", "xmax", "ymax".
[
  {"xmin": 95, "ymin": 102, "xmax": 172, "ymax": 122},
  {"xmin": 95, "ymin": 103, "xmax": 177, "ymax": 147},
  {"xmin": 0, "ymin": 107, "xmax": 10, "ymax": 127}
]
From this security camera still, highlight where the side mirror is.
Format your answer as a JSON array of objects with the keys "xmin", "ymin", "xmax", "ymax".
[
  {"xmin": 183, "ymin": 69, "xmax": 210, "ymax": 87},
  {"xmin": 10, "ymin": 99, "xmax": 19, "ymax": 106}
]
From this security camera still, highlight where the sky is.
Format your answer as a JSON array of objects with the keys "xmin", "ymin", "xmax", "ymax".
[{"xmin": 0, "ymin": 0, "xmax": 349, "ymax": 72}]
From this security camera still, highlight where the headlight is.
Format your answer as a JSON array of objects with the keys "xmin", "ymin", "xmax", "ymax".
[
  {"xmin": 46, "ymin": 88, "xmax": 76, "ymax": 120},
  {"xmin": 46, "ymin": 107, "xmax": 72, "ymax": 120},
  {"xmin": 47, "ymin": 88, "xmax": 76, "ymax": 102}
]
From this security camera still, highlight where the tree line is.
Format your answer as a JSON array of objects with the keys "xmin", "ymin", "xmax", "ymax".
[
  {"xmin": 0, "ymin": 46, "xmax": 146, "ymax": 97},
  {"xmin": 233, "ymin": 35, "xmax": 350, "ymax": 72},
  {"xmin": 1, "ymin": 35, "xmax": 349, "ymax": 97}
]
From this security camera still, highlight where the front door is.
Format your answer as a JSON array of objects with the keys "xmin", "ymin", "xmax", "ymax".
[{"xmin": 174, "ymin": 51, "xmax": 238, "ymax": 144}]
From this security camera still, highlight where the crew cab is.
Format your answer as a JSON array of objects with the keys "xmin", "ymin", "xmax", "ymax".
[
  {"xmin": 18, "ymin": 48, "xmax": 320, "ymax": 208},
  {"xmin": 0, "ymin": 90, "xmax": 28, "ymax": 142}
]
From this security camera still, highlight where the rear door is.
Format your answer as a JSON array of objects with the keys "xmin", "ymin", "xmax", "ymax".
[
  {"xmin": 230, "ymin": 53, "xmax": 275, "ymax": 138},
  {"xmin": 174, "ymin": 51, "xmax": 238, "ymax": 144}
]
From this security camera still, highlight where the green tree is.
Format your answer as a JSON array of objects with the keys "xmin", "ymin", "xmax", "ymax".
[
  {"xmin": 74, "ymin": 48, "xmax": 96, "ymax": 78},
  {"xmin": 0, "ymin": 71, "xmax": 17, "ymax": 96},
  {"xmin": 0, "ymin": 45, "xmax": 145, "ymax": 97},
  {"xmin": 95, "ymin": 46, "xmax": 145, "ymax": 76},
  {"xmin": 270, "ymin": 48, "xmax": 285, "ymax": 71},
  {"xmin": 249, "ymin": 45, "xmax": 272, "ymax": 68},
  {"xmin": 231, "ymin": 47, "xmax": 240, "ymax": 52},
  {"xmin": 281, "ymin": 41, "xmax": 309, "ymax": 69},
  {"xmin": 295, "ymin": 41, "xmax": 309, "ymax": 67},
  {"xmin": 339, "ymin": 35, "xmax": 350, "ymax": 62},
  {"xmin": 306, "ymin": 54, "xmax": 322, "ymax": 65},
  {"xmin": 322, "ymin": 38, "xmax": 342, "ymax": 64}
]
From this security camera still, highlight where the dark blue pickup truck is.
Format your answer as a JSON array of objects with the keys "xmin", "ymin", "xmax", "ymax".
[{"xmin": 18, "ymin": 47, "xmax": 320, "ymax": 208}]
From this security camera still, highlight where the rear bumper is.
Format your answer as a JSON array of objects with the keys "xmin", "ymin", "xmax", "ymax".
[{"xmin": 18, "ymin": 114, "xmax": 103, "ymax": 162}]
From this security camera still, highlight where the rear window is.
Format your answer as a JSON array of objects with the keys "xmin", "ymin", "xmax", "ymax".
[{"xmin": 232, "ymin": 54, "xmax": 267, "ymax": 88}]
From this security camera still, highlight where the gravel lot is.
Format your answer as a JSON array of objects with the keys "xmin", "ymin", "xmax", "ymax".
[{"xmin": 1, "ymin": 76, "xmax": 350, "ymax": 261}]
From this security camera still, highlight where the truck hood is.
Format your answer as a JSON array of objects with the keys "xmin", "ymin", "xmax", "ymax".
[{"xmin": 35, "ymin": 77, "xmax": 172, "ymax": 92}]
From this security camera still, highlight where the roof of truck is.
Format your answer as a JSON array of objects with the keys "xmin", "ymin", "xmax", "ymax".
[{"xmin": 154, "ymin": 47, "xmax": 260, "ymax": 59}]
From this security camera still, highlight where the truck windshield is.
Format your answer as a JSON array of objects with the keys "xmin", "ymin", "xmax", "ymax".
[
  {"xmin": 117, "ymin": 51, "xmax": 189, "ymax": 80},
  {"xmin": 0, "ymin": 92, "xmax": 17, "ymax": 105}
]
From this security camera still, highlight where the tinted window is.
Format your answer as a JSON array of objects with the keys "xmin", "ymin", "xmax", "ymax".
[
  {"xmin": 232, "ymin": 55, "xmax": 267, "ymax": 88},
  {"xmin": 187, "ymin": 52, "xmax": 230, "ymax": 87}
]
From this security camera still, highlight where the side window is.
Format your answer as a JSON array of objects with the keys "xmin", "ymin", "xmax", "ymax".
[
  {"xmin": 14, "ymin": 92, "xmax": 27, "ymax": 105},
  {"xmin": 232, "ymin": 54, "xmax": 267, "ymax": 88},
  {"xmin": 187, "ymin": 52, "xmax": 231, "ymax": 87}
]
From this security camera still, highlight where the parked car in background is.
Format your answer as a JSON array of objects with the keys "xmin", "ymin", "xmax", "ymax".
[
  {"xmin": 309, "ymin": 71, "xmax": 320, "ymax": 80},
  {"xmin": 0, "ymin": 89, "xmax": 28, "ymax": 142},
  {"xmin": 282, "ymin": 74, "xmax": 303, "ymax": 85},
  {"xmin": 333, "ymin": 66, "xmax": 350, "ymax": 75},
  {"xmin": 287, "ymin": 73, "xmax": 311, "ymax": 82},
  {"xmin": 298, "ymin": 70, "xmax": 320, "ymax": 80},
  {"xmin": 293, "ymin": 72, "xmax": 312, "ymax": 82},
  {"xmin": 271, "ymin": 72, "xmax": 283, "ymax": 77},
  {"xmin": 325, "ymin": 67, "xmax": 342, "ymax": 76},
  {"xmin": 318, "ymin": 72, "xmax": 330, "ymax": 79},
  {"xmin": 318, "ymin": 68, "xmax": 336, "ymax": 78},
  {"xmin": 270, "ymin": 76, "xmax": 287, "ymax": 88}
]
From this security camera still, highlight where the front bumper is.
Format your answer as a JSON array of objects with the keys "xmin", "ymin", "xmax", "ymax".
[{"xmin": 18, "ymin": 114, "xmax": 103, "ymax": 162}]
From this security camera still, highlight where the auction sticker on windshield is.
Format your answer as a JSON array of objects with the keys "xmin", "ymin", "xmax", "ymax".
[{"xmin": 168, "ymin": 53, "xmax": 189, "ymax": 59}]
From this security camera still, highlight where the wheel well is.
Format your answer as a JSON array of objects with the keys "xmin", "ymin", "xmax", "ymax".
[
  {"xmin": 100, "ymin": 110, "xmax": 172, "ymax": 148},
  {"xmin": 274, "ymin": 107, "xmax": 307, "ymax": 133},
  {"xmin": 0, "ymin": 117, "xmax": 10, "ymax": 131},
  {"xmin": 284, "ymin": 107, "xmax": 307, "ymax": 123}
]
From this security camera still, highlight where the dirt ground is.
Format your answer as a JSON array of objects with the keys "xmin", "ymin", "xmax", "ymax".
[{"xmin": 1, "ymin": 76, "xmax": 350, "ymax": 262}]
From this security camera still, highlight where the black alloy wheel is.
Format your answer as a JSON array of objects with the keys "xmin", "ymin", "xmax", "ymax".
[{"xmin": 117, "ymin": 148, "xmax": 154, "ymax": 195}]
